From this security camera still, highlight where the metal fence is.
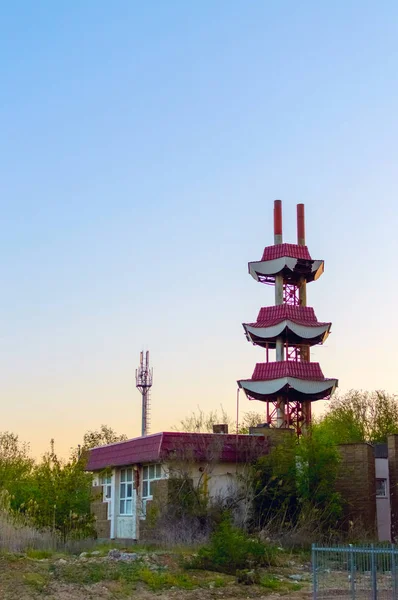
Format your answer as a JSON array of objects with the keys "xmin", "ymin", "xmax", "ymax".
[{"xmin": 312, "ymin": 545, "xmax": 398, "ymax": 600}]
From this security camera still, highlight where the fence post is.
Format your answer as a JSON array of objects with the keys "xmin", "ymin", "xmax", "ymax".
[
  {"xmin": 349, "ymin": 544, "xmax": 356, "ymax": 600},
  {"xmin": 370, "ymin": 544, "xmax": 377, "ymax": 600},
  {"xmin": 392, "ymin": 545, "xmax": 397, "ymax": 600},
  {"xmin": 312, "ymin": 544, "xmax": 317, "ymax": 600}
]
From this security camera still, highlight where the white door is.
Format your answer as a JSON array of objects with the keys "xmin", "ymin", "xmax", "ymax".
[
  {"xmin": 116, "ymin": 514, "xmax": 136, "ymax": 539},
  {"xmin": 116, "ymin": 468, "xmax": 137, "ymax": 539}
]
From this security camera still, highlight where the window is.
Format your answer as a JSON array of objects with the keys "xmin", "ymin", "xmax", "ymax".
[
  {"xmin": 376, "ymin": 478, "xmax": 387, "ymax": 498},
  {"xmin": 100, "ymin": 474, "xmax": 112, "ymax": 501},
  {"xmin": 140, "ymin": 464, "xmax": 165, "ymax": 519},
  {"xmin": 120, "ymin": 468, "xmax": 134, "ymax": 515},
  {"xmin": 142, "ymin": 465, "xmax": 164, "ymax": 498},
  {"xmin": 142, "ymin": 464, "xmax": 164, "ymax": 499}
]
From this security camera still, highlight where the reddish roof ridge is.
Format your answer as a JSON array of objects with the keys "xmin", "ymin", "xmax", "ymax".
[
  {"xmin": 249, "ymin": 319, "xmax": 330, "ymax": 327},
  {"xmin": 86, "ymin": 431, "xmax": 269, "ymax": 471},
  {"xmin": 259, "ymin": 243, "xmax": 313, "ymax": 262},
  {"xmin": 243, "ymin": 305, "xmax": 330, "ymax": 329},
  {"xmin": 250, "ymin": 361, "xmax": 326, "ymax": 382},
  {"xmin": 90, "ymin": 431, "xmax": 162, "ymax": 451},
  {"xmin": 161, "ymin": 431, "xmax": 256, "ymax": 439}
]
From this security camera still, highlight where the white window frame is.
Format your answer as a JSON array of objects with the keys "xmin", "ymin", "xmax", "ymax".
[
  {"xmin": 141, "ymin": 464, "xmax": 165, "ymax": 517},
  {"xmin": 376, "ymin": 478, "xmax": 388, "ymax": 498},
  {"xmin": 99, "ymin": 474, "xmax": 112, "ymax": 502},
  {"xmin": 119, "ymin": 468, "xmax": 134, "ymax": 515}
]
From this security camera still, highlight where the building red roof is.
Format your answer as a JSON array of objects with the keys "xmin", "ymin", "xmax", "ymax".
[
  {"xmin": 86, "ymin": 432, "xmax": 269, "ymax": 471},
  {"xmin": 250, "ymin": 305, "xmax": 327, "ymax": 328},
  {"xmin": 251, "ymin": 361, "xmax": 326, "ymax": 381},
  {"xmin": 260, "ymin": 243, "xmax": 312, "ymax": 262}
]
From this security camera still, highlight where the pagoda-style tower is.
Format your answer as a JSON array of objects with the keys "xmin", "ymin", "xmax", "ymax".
[{"xmin": 238, "ymin": 200, "xmax": 337, "ymax": 434}]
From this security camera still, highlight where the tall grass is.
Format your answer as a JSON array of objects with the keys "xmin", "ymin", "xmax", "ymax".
[{"xmin": 0, "ymin": 509, "xmax": 57, "ymax": 553}]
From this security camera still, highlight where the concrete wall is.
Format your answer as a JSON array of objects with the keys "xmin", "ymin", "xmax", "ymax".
[
  {"xmin": 375, "ymin": 457, "xmax": 391, "ymax": 541},
  {"xmin": 184, "ymin": 462, "xmax": 247, "ymax": 500},
  {"xmin": 388, "ymin": 435, "xmax": 398, "ymax": 541},
  {"xmin": 139, "ymin": 462, "xmax": 250, "ymax": 541},
  {"xmin": 336, "ymin": 443, "xmax": 376, "ymax": 536}
]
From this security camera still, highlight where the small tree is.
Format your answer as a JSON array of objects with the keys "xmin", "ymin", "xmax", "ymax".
[
  {"xmin": 318, "ymin": 390, "xmax": 398, "ymax": 444},
  {"xmin": 296, "ymin": 424, "xmax": 343, "ymax": 528},
  {"xmin": 175, "ymin": 407, "xmax": 265, "ymax": 434},
  {"xmin": 0, "ymin": 426, "xmax": 127, "ymax": 543},
  {"xmin": 80, "ymin": 424, "xmax": 127, "ymax": 450},
  {"xmin": 175, "ymin": 406, "xmax": 234, "ymax": 433},
  {"xmin": 251, "ymin": 427, "xmax": 342, "ymax": 537},
  {"xmin": 26, "ymin": 444, "xmax": 95, "ymax": 541},
  {"xmin": 251, "ymin": 433, "xmax": 297, "ymax": 529},
  {"xmin": 238, "ymin": 411, "xmax": 268, "ymax": 434},
  {"xmin": 0, "ymin": 432, "xmax": 34, "ymax": 510}
]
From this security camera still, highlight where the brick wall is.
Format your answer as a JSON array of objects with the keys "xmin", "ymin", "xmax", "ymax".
[
  {"xmin": 249, "ymin": 426, "xmax": 293, "ymax": 446},
  {"xmin": 139, "ymin": 479, "xmax": 169, "ymax": 541},
  {"xmin": 91, "ymin": 485, "xmax": 110, "ymax": 539},
  {"xmin": 388, "ymin": 435, "xmax": 398, "ymax": 541},
  {"xmin": 336, "ymin": 443, "xmax": 376, "ymax": 536}
]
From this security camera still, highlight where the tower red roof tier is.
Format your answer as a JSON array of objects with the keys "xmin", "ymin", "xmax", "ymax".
[
  {"xmin": 238, "ymin": 361, "xmax": 337, "ymax": 402},
  {"xmin": 243, "ymin": 305, "xmax": 331, "ymax": 348},
  {"xmin": 249, "ymin": 243, "xmax": 324, "ymax": 284}
]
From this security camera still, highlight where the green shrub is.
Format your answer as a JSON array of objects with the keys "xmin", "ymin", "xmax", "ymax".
[
  {"xmin": 139, "ymin": 568, "xmax": 194, "ymax": 590},
  {"xmin": 251, "ymin": 426, "xmax": 343, "ymax": 537},
  {"xmin": 190, "ymin": 516, "xmax": 278, "ymax": 574},
  {"xmin": 23, "ymin": 572, "xmax": 49, "ymax": 591},
  {"xmin": 260, "ymin": 574, "xmax": 282, "ymax": 590},
  {"xmin": 26, "ymin": 548, "xmax": 53, "ymax": 559},
  {"xmin": 260, "ymin": 574, "xmax": 303, "ymax": 592}
]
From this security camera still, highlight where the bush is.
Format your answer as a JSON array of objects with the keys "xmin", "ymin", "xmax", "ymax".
[
  {"xmin": 189, "ymin": 516, "xmax": 278, "ymax": 574},
  {"xmin": 251, "ymin": 426, "xmax": 343, "ymax": 538},
  {"xmin": 142, "ymin": 476, "xmax": 226, "ymax": 546}
]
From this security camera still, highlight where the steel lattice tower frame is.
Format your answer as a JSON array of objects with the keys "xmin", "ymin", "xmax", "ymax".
[
  {"xmin": 135, "ymin": 351, "xmax": 153, "ymax": 437},
  {"xmin": 238, "ymin": 201, "xmax": 338, "ymax": 434}
]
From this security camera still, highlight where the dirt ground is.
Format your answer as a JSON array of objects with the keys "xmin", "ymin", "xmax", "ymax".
[{"xmin": 0, "ymin": 551, "xmax": 312, "ymax": 600}]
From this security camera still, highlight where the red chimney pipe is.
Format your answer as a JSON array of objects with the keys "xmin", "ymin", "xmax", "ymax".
[
  {"xmin": 297, "ymin": 203, "xmax": 305, "ymax": 246},
  {"xmin": 274, "ymin": 200, "xmax": 282, "ymax": 244}
]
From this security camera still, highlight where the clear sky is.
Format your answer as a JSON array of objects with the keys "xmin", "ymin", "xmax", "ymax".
[{"xmin": 2, "ymin": 1, "xmax": 398, "ymax": 459}]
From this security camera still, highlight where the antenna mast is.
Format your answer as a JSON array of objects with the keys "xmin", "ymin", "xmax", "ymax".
[{"xmin": 135, "ymin": 350, "xmax": 153, "ymax": 437}]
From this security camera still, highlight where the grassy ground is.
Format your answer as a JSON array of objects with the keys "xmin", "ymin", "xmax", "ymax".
[{"xmin": 0, "ymin": 546, "xmax": 311, "ymax": 600}]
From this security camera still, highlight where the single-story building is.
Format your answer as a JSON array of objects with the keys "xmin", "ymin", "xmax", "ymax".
[
  {"xmin": 86, "ymin": 428, "xmax": 272, "ymax": 540},
  {"xmin": 86, "ymin": 428, "xmax": 398, "ymax": 542}
]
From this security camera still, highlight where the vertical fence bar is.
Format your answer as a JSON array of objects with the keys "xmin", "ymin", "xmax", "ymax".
[
  {"xmin": 349, "ymin": 544, "xmax": 356, "ymax": 600},
  {"xmin": 312, "ymin": 544, "xmax": 317, "ymax": 600},
  {"xmin": 392, "ymin": 545, "xmax": 397, "ymax": 600},
  {"xmin": 370, "ymin": 544, "xmax": 377, "ymax": 600}
]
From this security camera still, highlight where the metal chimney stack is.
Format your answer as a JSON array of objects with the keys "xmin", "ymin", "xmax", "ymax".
[{"xmin": 135, "ymin": 351, "xmax": 153, "ymax": 437}]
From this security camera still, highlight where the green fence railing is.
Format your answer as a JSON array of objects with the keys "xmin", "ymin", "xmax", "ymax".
[{"xmin": 312, "ymin": 544, "xmax": 398, "ymax": 600}]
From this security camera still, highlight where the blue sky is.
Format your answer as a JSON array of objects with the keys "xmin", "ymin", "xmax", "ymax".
[{"xmin": 2, "ymin": 1, "xmax": 398, "ymax": 457}]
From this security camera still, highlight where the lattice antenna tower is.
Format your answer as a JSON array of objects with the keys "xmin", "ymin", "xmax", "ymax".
[{"xmin": 135, "ymin": 350, "xmax": 153, "ymax": 437}]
